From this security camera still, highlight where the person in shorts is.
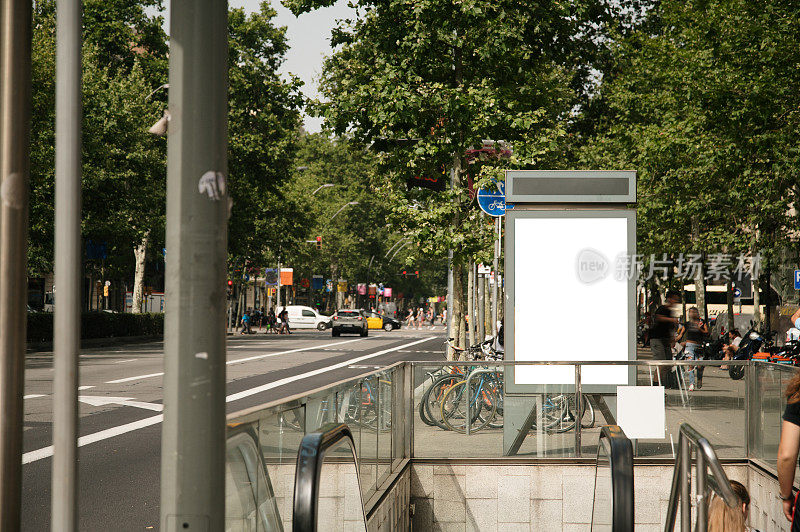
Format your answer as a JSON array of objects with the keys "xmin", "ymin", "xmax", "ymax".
[{"xmin": 649, "ymin": 290, "xmax": 682, "ymax": 386}]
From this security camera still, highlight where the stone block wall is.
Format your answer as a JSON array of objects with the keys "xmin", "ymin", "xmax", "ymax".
[{"xmin": 408, "ymin": 463, "xmax": 760, "ymax": 531}]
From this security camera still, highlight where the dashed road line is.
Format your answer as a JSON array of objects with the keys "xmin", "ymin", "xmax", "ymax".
[{"xmin": 104, "ymin": 338, "xmax": 368, "ymax": 384}]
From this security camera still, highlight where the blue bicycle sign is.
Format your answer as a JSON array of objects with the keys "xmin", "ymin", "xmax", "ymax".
[{"xmin": 477, "ymin": 180, "xmax": 506, "ymax": 217}]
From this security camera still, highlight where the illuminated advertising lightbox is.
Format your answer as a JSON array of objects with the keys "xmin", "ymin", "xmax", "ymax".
[{"xmin": 506, "ymin": 210, "xmax": 635, "ymax": 392}]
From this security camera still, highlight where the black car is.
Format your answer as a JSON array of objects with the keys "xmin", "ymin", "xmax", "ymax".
[{"xmin": 364, "ymin": 310, "xmax": 400, "ymax": 331}]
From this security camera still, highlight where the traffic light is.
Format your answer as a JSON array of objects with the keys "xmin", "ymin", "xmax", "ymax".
[
  {"xmin": 414, "ymin": 270, "xmax": 419, "ymax": 278},
  {"xmin": 316, "ymin": 236, "xmax": 322, "ymax": 249},
  {"xmin": 227, "ymin": 280, "xmax": 233, "ymax": 297},
  {"xmin": 402, "ymin": 270, "xmax": 407, "ymax": 277}
]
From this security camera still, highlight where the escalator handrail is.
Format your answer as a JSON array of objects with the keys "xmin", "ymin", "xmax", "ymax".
[
  {"xmin": 292, "ymin": 422, "xmax": 365, "ymax": 532},
  {"xmin": 597, "ymin": 425, "xmax": 634, "ymax": 531}
]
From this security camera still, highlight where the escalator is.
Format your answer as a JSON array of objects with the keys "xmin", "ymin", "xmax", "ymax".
[
  {"xmin": 591, "ymin": 425, "xmax": 635, "ymax": 531},
  {"xmin": 228, "ymin": 422, "xmax": 635, "ymax": 531}
]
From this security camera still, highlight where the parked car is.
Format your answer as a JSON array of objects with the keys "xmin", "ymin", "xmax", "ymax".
[
  {"xmin": 283, "ymin": 305, "xmax": 331, "ymax": 330},
  {"xmin": 331, "ymin": 309, "xmax": 368, "ymax": 337},
  {"xmin": 364, "ymin": 310, "xmax": 400, "ymax": 331}
]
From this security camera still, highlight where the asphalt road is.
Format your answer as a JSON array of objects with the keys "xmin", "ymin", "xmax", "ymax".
[{"xmin": 21, "ymin": 327, "xmax": 446, "ymax": 531}]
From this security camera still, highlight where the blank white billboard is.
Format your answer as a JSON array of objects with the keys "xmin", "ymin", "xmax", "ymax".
[{"xmin": 512, "ymin": 214, "xmax": 632, "ymax": 386}]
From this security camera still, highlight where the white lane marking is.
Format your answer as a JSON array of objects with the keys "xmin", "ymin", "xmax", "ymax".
[
  {"xmin": 113, "ymin": 359, "xmax": 137, "ymax": 364},
  {"xmin": 24, "ymin": 336, "xmax": 435, "ymax": 464},
  {"xmin": 78, "ymin": 385, "xmax": 95, "ymax": 391},
  {"xmin": 23, "ymin": 394, "xmax": 45, "ymax": 399},
  {"xmin": 105, "ymin": 372, "xmax": 165, "ymax": 384},
  {"xmin": 78, "ymin": 395, "xmax": 163, "ymax": 412},
  {"xmin": 105, "ymin": 338, "xmax": 366, "ymax": 384},
  {"xmin": 225, "ymin": 337, "xmax": 430, "ymax": 403},
  {"xmin": 23, "ymin": 415, "xmax": 163, "ymax": 464}
]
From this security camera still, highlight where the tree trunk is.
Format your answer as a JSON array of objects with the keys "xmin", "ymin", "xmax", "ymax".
[
  {"xmin": 131, "ymin": 230, "xmax": 150, "ymax": 314},
  {"xmin": 452, "ymin": 262, "xmax": 466, "ymax": 355},
  {"xmin": 467, "ymin": 262, "xmax": 475, "ymax": 347},
  {"xmin": 691, "ymin": 217, "xmax": 707, "ymax": 319}
]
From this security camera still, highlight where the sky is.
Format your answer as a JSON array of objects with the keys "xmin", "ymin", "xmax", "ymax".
[{"xmin": 156, "ymin": 0, "xmax": 356, "ymax": 132}]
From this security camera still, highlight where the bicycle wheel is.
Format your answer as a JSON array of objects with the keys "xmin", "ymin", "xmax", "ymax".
[
  {"xmin": 541, "ymin": 394, "xmax": 572, "ymax": 433},
  {"xmin": 484, "ymin": 374, "xmax": 504, "ymax": 429},
  {"xmin": 423, "ymin": 373, "xmax": 464, "ymax": 430},
  {"xmin": 440, "ymin": 379, "xmax": 497, "ymax": 434},
  {"xmin": 571, "ymin": 394, "xmax": 595, "ymax": 429}
]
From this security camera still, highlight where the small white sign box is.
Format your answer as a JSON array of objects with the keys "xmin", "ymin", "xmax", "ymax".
[{"xmin": 617, "ymin": 386, "xmax": 666, "ymax": 440}]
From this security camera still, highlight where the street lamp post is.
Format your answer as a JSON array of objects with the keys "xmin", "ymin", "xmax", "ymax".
[
  {"xmin": 331, "ymin": 201, "xmax": 359, "ymax": 220},
  {"xmin": 311, "ymin": 183, "xmax": 334, "ymax": 195}
]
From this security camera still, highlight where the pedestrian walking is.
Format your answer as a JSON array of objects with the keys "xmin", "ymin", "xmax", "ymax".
[
  {"xmin": 416, "ymin": 307, "xmax": 425, "ymax": 329},
  {"xmin": 676, "ymin": 307, "xmax": 708, "ymax": 391},
  {"xmin": 649, "ymin": 289, "xmax": 681, "ymax": 387},
  {"xmin": 240, "ymin": 311, "xmax": 251, "ymax": 335},
  {"xmin": 278, "ymin": 307, "xmax": 291, "ymax": 334},
  {"xmin": 266, "ymin": 308, "xmax": 277, "ymax": 334},
  {"xmin": 406, "ymin": 308, "xmax": 414, "ymax": 328}
]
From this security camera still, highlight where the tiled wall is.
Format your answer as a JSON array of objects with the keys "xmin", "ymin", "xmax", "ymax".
[
  {"xmin": 749, "ymin": 466, "xmax": 791, "ymax": 532},
  {"xmin": 408, "ymin": 463, "xmax": 761, "ymax": 532}
]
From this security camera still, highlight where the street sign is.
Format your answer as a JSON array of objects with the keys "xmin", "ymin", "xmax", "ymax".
[
  {"xmin": 734, "ymin": 287, "xmax": 742, "ymax": 298},
  {"xmin": 477, "ymin": 264, "xmax": 491, "ymax": 275},
  {"xmin": 795, "ymin": 270, "xmax": 800, "ymax": 290},
  {"xmin": 477, "ymin": 180, "xmax": 506, "ymax": 217}
]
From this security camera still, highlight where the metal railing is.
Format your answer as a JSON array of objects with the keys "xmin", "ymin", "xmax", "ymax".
[{"xmin": 664, "ymin": 423, "xmax": 740, "ymax": 532}]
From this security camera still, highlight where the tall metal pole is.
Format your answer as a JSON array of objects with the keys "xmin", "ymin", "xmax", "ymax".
[
  {"xmin": 0, "ymin": 0, "xmax": 31, "ymax": 529},
  {"xmin": 52, "ymin": 0, "xmax": 82, "ymax": 529},
  {"xmin": 491, "ymin": 216, "xmax": 500, "ymax": 337},
  {"xmin": 160, "ymin": 0, "xmax": 229, "ymax": 529}
]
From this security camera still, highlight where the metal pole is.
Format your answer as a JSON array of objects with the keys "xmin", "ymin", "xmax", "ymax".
[
  {"xmin": 52, "ymin": 0, "xmax": 81, "ymax": 529},
  {"xmin": 491, "ymin": 216, "xmax": 500, "ymax": 337},
  {"xmin": 696, "ymin": 450, "xmax": 707, "ymax": 531},
  {"xmin": 574, "ymin": 365, "xmax": 582, "ymax": 457},
  {"xmin": 160, "ymin": 0, "xmax": 228, "ymax": 529},
  {"xmin": 277, "ymin": 258, "xmax": 282, "ymax": 310},
  {"xmin": 680, "ymin": 435, "xmax": 691, "ymax": 532},
  {"xmin": 0, "ymin": 0, "xmax": 31, "ymax": 529},
  {"xmin": 477, "ymin": 272, "xmax": 485, "ymax": 341}
]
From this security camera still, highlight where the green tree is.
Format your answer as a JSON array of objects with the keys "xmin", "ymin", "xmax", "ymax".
[
  {"xmin": 579, "ymin": 0, "xmax": 800, "ymax": 323},
  {"xmin": 284, "ymin": 0, "xmax": 610, "ymax": 351}
]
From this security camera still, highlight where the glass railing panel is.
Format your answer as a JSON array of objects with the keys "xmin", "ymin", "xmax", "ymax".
[
  {"xmin": 391, "ymin": 365, "xmax": 407, "ymax": 466},
  {"xmin": 317, "ymin": 438, "xmax": 368, "ymax": 532},
  {"xmin": 376, "ymin": 369, "xmax": 393, "ymax": 485},
  {"xmin": 260, "ymin": 406, "xmax": 305, "ymax": 530},
  {"xmin": 591, "ymin": 434, "xmax": 613, "ymax": 530},
  {"xmin": 628, "ymin": 361, "xmax": 746, "ymax": 459},
  {"xmin": 750, "ymin": 362, "xmax": 785, "ymax": 469},
  {"xmin": 359, "ymin": 375, "xmax": 378, "ymax": 499},
  {"xmin": 225, "ymin": 421, "xmax": 283, "ymax": 532}
]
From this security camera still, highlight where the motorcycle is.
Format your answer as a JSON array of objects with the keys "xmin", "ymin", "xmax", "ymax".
[{"xmin": 729, "ymin": 326, "xmax": 769, "ymax": 380}]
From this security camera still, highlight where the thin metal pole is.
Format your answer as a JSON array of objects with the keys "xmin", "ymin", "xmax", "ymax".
[
  {"xmin": 477, "ymin": 272, "xmax": 485, "ymax": 341},
  {"xmin": 160, "ymin": 0, "xmax": 228, "ymax": 529},
  {"xmin": 574, "ymin": 365, "xmax": 582, "ymax": 457},
  {"xmin": 52, "ymin": 0, "xmax": 82, "ymax": 529},
  {"xmin": 680, "ymin": 435, "xmax": 691, "ymax": 532},
  {"xmin": 491, "ymin": 216, "xmax": 500, "ymax": 337},
  {"xmin": 0, "ymin": 0, "xmax": 31, "ymax": 529},
  {"xmin": 695, "ymin": 450, "xmax": 707, "ymax": 531}
]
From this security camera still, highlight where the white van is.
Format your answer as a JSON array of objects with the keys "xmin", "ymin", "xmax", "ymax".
[{"xmin": 283, "ymin": 305, "xmax": 331, "ymax": 330}]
